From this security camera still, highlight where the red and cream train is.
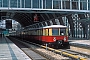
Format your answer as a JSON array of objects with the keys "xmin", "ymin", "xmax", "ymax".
[{"xmin": 10, "ymin": 25, "xmax": 70, "ymax": 48}]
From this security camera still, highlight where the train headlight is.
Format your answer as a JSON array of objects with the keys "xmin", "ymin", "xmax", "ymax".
[
  {"xmin": 64, "ymin": 37, "xmax": 66, "ymax": 41},
  {"xmin": 53, "ymin": 37, "xmax": 56, "ymax": 41}
]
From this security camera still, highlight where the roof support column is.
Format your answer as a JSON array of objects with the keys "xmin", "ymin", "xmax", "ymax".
[
  {"xmin": 45, "ymin": 22, "xmax": 48, "ymax": 26},
  {"xmin": 55, "ymin": 19, "xmax": 60, "ymax": 25},
  {"xmin": 17, "ymin": 0, "xmax": 18, "ymax": 8},
  {"xmin": 58, "ymin": 17, "xmax": 64, "ymax": 25},
  {"xmin": 31, "ymin": 0, "xmax": 32, "ymax": 8},
  {"xmin": 2, "ymin": 0, "xmax": 3, "ymax": 7},
  {"xmin": 78, "ymin": 0, "xmax": 80, "ymax": 10},
  {"xmin": 52, "ymin": 0, "xmax": 53, "ymax": 9},
  {"xmin": 20, "ymin": 0, "xmax": 22, "ymax": 8},
  {"xmin": 24, "ymin": 0, "xmax": 25, "ymax": 8},
  {"xmin": 87, "ymin": 0, "xmax": 88, "ymax": 10},
  {"xmin": 42, "ymin": 22, "xmax": 47, "ymax": 26},
  {"xmin": 41, "ymin": 22, "xmax": 44, "ymax": 27},
  {"xmin": 52, "ymin": 20, "xmax": 57, "ymax": 25},
  {"xmin": 36, "ymin": 24, "xmax": 38, "ymax": 28},
  {"xmin": 70, "ymin": 0, "xmax": 72, "ymax": 9},
  {"xmin": 88, "ymin": 25, "xmax": 90, "ymax": 40},
  {"xmin": 61, "ymin": 0, "xmax": 63, "ymax": 9},
  {"xmin": 45, "ymin": 0, "xmax": 46, "ymax": 9},
  {"xmin": 66, "ymin": 14, "xmax": 75, "ymax": 37},
  {"xmin": 49, "ymin": 20, "xmax": 53, "ymax": 25},
  {"xmin": 42, "ymin": 0, "xmax": 43, "ymax": 9},
  {"xmin": 8, "ymin": 0, "xmax": 10, "ymax": 8},
  {"xmin": 37, "ymin": 23, "xmax": 40, "ymax": 27},
  {"xmin": 78, "ymin": 14, "xmax": 87, "ymax": 38},
  {"xmin": 46, "ymin": 21, "xmax": 51, "ymax": 26}
]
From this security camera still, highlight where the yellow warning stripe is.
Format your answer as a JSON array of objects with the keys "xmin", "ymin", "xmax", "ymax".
[{"xmin": 41, "ymin": 45, "xmax": 87, "ymax": 60}]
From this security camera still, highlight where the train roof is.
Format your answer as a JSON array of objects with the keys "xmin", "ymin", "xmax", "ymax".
[
  {"xmin": 43, "ymin": 25, "xmax": 67, "ymax": 28},
  {"xmin": 27, "ymin": 25, "xmax": 67, "ymax": 31}
]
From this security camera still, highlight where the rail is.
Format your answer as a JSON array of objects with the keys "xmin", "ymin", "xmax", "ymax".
[
  {"xmin": 41, "ymin": 45, "xmax": 87, "ymax": 60},
  {"xmin": 8, "ymin": 37, "xmax": 87, "ymax": 60},
  {"xmin": 22, "ymin": 40, "xmax": 87, "ymax": 60}
]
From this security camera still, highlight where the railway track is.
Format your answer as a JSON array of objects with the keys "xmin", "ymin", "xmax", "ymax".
[
  {"xmin": 69, "ymin": 49, "xmax": 90, "ymax": 58},
  {"xmin": 21, "ymin": 41, "xmax": 89, "ymax": 60},
  {"xmin": 8, "ymin": 37, "xmax": 70, "ymax": 60},
  {"xmin": 8, "ymin": 37, "xmax": 89, "ymax": 60},
  {"xmin": 70, "ymin": 42, "xmax": 90, "ymax": 49},
  {"xmin": 35, "ymin": 44, "xmax": 89, "ymax": 60},
  {"xmin": 58, "ymin": 49, "xmax": 90, "ymax": 60},
  {"xmin": 41, "ymin": 46, "xmax": 87, "ymax": 60},
  {"xmin": 67, "ymin": 46, "xmax": 90, "ymax": 59}
]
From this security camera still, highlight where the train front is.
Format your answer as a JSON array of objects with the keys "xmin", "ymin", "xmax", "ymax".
[
  {"xmin": 52, "ymin": 27, "xmax": 70, "ymax": 49},
  {"xmin": 43, "ymin": 25, "xmax": 70, "ymax": 49}
]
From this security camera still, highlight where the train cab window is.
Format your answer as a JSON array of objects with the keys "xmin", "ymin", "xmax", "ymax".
[
  {"xmin": 60, "ymin": 28, "xmax": 66, "ymax": 35},
  {"xmin": 52, "ymin": 28, "xmax": 59, "ymax": 36}
]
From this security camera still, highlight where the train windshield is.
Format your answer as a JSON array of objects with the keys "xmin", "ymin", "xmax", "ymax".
[
  {"xmin": 60, "ymin": 28, "xmax": 66, "ymax": 35},
  {"xmin": 52, "ymin": 28, "xmax": 59, "ymax": 36},
  {"xmin": 52, "ymin": 28, "xmax": 67, "ymax": 36}
]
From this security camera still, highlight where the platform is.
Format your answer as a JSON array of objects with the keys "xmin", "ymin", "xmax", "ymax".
[
  {"xmin": 0, "ymin": 36, "xmax": 31, "ymax": 60},
  {"xmin": 69, "ymin": 40, "xmax": 90, "ymax": 48}
]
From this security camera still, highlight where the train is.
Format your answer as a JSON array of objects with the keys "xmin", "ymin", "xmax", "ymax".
[{"xmin": 10, "ymin": 25, "xmax": 70, "ymax": 49}]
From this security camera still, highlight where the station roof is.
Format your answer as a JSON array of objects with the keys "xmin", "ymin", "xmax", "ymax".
[
  {"xmin": 0, "ymin": 10, "xmax": 90, "ymax": 28},
  {"xmin": 0, "ymin": 0, "xmax": 90, "ymax": 28},
  {"xmin": 0, "ymin": 11, "xmax": 70, "ymax": 27}
]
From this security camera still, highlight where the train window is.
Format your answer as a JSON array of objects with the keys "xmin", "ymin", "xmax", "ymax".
[
  {"xmin": 37, "ymin": 30, "xmax": 39, "ymax": 35},
  {"xmin": 43, "ymin": 29, "xmax": 45, "ymax": 36},
  {"xmin": 39, "ymin": 30, "xmax": 40, "ymax": 35},
  {"xmin": 45, "ymin": 29, "xmax": 49, "ymax": 36},
  {"xmin": 29, "ymin": 30, "xmax": 31, "ymax": 35},
  {"xmin": 60, "ymin": 28, "xmax": 66, "ymax": 35},
  {"xmin": 39, "ymin": 29, "xmax": 40, "ymax": 35},
  {"xmin": 36, "ymin": 30, "xmax": 38, "ymax": 35},
  {"xmin": 66, "ymin": 28, "xmax": 68, "ymax": 36},
  {"xmin": 49, "ymin": 28, "xmax": 52, "ymax": 36},
  {"xmin": 34, "ymin": 30, "xmax": 37, "ymax": 35},
  {"xmin": 52, "ymin": 28, "xmax": 59, "ymax": 36},
  {"xmin": 37, "ymin": 30, "xmax": 38, "ymax": 35},
  {"xmin": 41, "ymin": 29, "xmax": 43, "ymax": 36},
  {"xmin": 29, "ymin": 31, "xmax": 31, "ymax": 35}
]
